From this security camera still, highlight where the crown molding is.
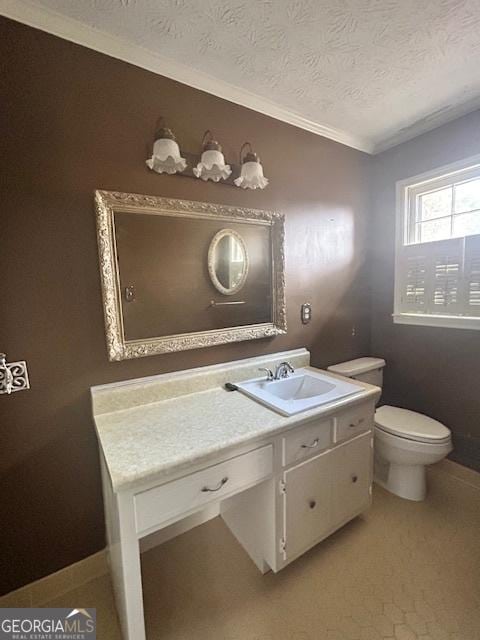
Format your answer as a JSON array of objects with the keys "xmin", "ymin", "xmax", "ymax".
[
  {"xmin": 0, "ymin": 0, "xmax": 375, "ymax": 154},
  {"xmin": 6, "ymin": 0, "xmax": 476, "ymax": 156},
  {"xmin": 371, "ymin": 96, "xmax": 480, "ymax": 154}
]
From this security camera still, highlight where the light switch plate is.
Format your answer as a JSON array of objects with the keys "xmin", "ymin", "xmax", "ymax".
[{"xmin": 301, "ymin": 303, "xmax": 312, "ymax": 325}]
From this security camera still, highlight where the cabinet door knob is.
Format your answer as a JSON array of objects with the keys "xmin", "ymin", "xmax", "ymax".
[
  {"xmin": 309, "ymin": 500, "xmax": 316, "ymax": 509},
  {"xmin": 351, "ymin": 475, "xmax": 358, "ymax": 483}
]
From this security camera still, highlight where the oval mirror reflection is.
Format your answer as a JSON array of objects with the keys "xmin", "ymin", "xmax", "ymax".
[{"xmin": 208, "ymin": 229, "xmax": 249, "ymax": 295}]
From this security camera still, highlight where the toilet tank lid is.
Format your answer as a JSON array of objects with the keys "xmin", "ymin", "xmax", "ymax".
[{"xmin": 327, "ymin": 357, "xmax": 386, "ymax": 377}]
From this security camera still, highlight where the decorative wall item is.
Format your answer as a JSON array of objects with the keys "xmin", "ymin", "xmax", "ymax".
[
  {"xmin": 234, "ymin": 142, "xmax": 269, "ymax": 190},
  {"xmin": 145, "ymin": 125, "xmax": 187, "ymax": 175},
  {"xmin": 0, "ymin": 353, "xmax": 30, "ymax": 395},
  {"xmin": 95, "ymin": 190, "xmax": 286, "ymax": 360},
  {"xmin": 193, "ymin": 130, "xmax": 232, "ymax": 182}
]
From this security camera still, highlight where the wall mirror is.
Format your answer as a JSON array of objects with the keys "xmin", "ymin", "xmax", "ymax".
[{"xmin": 95, "ymin": 190, "xmax": 286, "ymax": 360}]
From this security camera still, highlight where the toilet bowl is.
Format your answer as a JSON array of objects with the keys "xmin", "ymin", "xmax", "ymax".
[
  {"xmin": 327, "ymin": 358, "xmax": 453, "ymax": 501},
  {"xmin": 374, "ymin": 406, "xmax": 452, "ymax": 501}
]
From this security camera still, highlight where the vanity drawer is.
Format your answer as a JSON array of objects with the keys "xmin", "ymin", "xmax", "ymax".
[
  {"xmin": 134, "ymin": 445, "xmax": 273, "ymax": 535},
  {"xmin": 335, "ymin": 402, "xmax": 373, "ymax": 443},
  {"xmin": 282, "ymin": 418, "xmax": 332, "ymax": 466}
]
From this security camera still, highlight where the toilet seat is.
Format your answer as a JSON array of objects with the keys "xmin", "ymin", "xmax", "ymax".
[{"xmin": 375, "ymin": 405, "xmax": 451, "ymax": 444}]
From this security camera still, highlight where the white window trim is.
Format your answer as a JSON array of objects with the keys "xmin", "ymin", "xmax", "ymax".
[
  {"xmin": 394, "ymin": 154, "xmax": 480, "ymax": 330},
  {"xmin": 392, "ymin": 313, "xmax": 480, "ymax": 330}
]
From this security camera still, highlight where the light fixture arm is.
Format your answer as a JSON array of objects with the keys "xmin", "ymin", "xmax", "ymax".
[
  {"xmin": 202, "ymin": 129, "xmax": 214, "ymax": 147},
  {"xmin": 239, "ymin": 141, "xmax": 253, "ymax": 164}
]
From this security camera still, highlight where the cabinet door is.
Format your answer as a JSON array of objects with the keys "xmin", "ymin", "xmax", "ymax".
[
  {"xmin": 331, "ymin": 432, "xmax": 372, "ymax": 526},
  {"xmin": 283, "ymin": 450, "xmax": 332, "ymax": 560}
]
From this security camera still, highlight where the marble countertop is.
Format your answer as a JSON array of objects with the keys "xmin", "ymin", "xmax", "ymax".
[{"xmin": 93, "ymin": 353, "xmax": 380, "ymax": 493}]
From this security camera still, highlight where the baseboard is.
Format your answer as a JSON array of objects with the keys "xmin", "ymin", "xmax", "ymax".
[
  {"xmin": 0, "ymin": 505, "xmax": 221, "ymax": 607},
  {"xmin": 0, "ymin": 550, "xmax": 108, "ymax": 608},
  {"xmin": 4, "ymin": 459, "xmax": 476, "ymax": 607},
  {"xmin": 431, "ymin": 458, "xmax": 480, "ymax": 491}
]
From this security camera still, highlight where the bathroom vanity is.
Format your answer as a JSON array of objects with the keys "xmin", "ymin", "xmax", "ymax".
[{"xmin": 92, "ymin": 349, "xmax": 380, "ymax": 640}]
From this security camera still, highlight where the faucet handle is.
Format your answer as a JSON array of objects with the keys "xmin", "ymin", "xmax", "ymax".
[
  {"xmin": 258, "ymin": 367, "xmax": 274, "ymax": 381},
  {"xmin": 275, "ymin": 361, "xmax": 295, "ymax": 379}
]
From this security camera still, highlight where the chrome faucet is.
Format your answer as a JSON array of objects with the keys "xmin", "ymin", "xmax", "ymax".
[
  {"xmin": 274, "ymin": 361, "xmax": 295, "ymax": 380},
  {"xmin": 258, "ymin": 367, "xmax": 274, "ymax": 381}
]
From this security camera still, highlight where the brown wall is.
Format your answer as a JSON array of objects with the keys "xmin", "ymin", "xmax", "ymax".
[
  {"xmin": 371, "ymin": 109, "xmax": 480, "ymax": 472},
  {"xmin": 0, "ymin": 17, "xmax": 372, "ymax": 595}
]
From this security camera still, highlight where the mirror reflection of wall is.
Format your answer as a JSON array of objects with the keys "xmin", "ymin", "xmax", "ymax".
[{"xmin": 114, "ymin": 212, "xmax": 273, "ymax": 340}]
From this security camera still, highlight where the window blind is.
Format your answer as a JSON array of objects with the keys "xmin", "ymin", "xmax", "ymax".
[
  {"xmin": 465, "ymin": 235, "xmax": 480, "ymax": 315},
  {"xmin": 397, "ymin": 235, "xmax": 480, "ymax": 318}
]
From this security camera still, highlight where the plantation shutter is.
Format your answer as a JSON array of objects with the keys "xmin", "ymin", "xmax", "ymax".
[
  {"xmin": 398, "ymin": 249, "xmax": 428, "ymax": 313},
  {"xmin": 464, "ymin": 236, "xmax": 480, "ymax": 316},
  {"xmin": 397, "ymin": 237, "xmax": 476, "ymax": 316},
  {"xmin": 430, "ymin": 240, "xmax": 463, "ymax": 315}
]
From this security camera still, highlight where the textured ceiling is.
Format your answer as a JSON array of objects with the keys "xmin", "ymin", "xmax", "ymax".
[{"xmin": 7, "ymin": 0, "xmax": 480, "ymax": 152}]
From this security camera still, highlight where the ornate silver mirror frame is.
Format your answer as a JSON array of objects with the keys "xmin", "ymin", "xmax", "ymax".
[
  {"xmin": 95, "ymin": 190, "xmax": 287, "ymax": 361},
  {"xmin": 207, "ymin": 228, "xmax": 249, "ymax": 296}
]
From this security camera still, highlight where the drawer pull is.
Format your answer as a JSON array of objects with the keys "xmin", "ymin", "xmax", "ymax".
[
  {"xmin": 201, "ymin": 477, "xmax": 229, "ymax": 492},
  {"xmin": 309, "ymin": 500, "xmax": 317, "ymax": 509},
  {"xmin": 301, "ymin": 438, "xmax": 319, "ymax": 449},
  {"xmin": 351, "ymin": 475, "xmax": 358, "ymax": 483},
  {"xmin": 349, "ymin": 417, "xmax": 366, "ymax": 428}
]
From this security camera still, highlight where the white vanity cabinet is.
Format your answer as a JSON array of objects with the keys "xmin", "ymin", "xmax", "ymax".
[
  {"xmin": 134, "ymin": 444, "xmax": 273, "ymax": 536},
  {"xmin": 221, "ymin": 406, "xmax": 374, "ymax": 574},
  {"xmin": 279, "ymin": 431, "xmax": 372, "ymax": 563},
  {"xmin": 331, "ymin": 432, "xmax": 372, "ymax": 525},
  {"xmin": 94, "ymin": 356, "xmax": 379, "ymax": 640},
  {"xmin": 281, "ymin": 449, "xmax": 333, "ymax": 560}
]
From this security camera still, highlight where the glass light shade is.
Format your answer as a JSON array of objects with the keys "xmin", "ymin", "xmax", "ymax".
[
  {"xmin": 234, "ymin": 160, "xmax": 269, "ymax": 190},
  {"xmin": 193, "ymin": 149, "xmax": 232, "ymax": 182},
  {"xmin": 146, "ymin": 138, "xmax": 187, "ymax": 175}
]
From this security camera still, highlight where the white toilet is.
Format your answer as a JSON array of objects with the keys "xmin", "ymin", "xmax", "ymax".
[{"xmin": 327, "ymin": 358, "xmax": 453, "ymax": 501}]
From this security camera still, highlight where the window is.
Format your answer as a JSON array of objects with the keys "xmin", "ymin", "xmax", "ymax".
[{"xmin": 394, "ymin": 156, "xmax": 480, "ymax": 330}]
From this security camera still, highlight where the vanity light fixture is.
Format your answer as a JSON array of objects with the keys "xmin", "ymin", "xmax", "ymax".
[
  {"xmin": 193, "ymin": 130, "xmax": 232, "ymax": 182},
  {"xmin": 146, "ymin": 120, "xmax": 187, "ymax": 175},
  {"xmin": 234, "ymin": 142, "xmax": 269, "ymax": 190}
]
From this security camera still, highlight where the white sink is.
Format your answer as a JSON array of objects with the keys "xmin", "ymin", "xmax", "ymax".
[{"xmin": 236, "ymin": 367, "xmax": 363, "ymax": 416}]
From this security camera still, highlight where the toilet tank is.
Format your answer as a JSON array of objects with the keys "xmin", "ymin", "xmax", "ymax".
[{"xmin": 327, "ymin": 357, "xmax": 386, "ymax": 389}]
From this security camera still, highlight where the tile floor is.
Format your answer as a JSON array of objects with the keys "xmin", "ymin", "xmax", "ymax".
[{"xmin": 41, "ymin": 468, "xmax": 480, "ymax": 639}]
